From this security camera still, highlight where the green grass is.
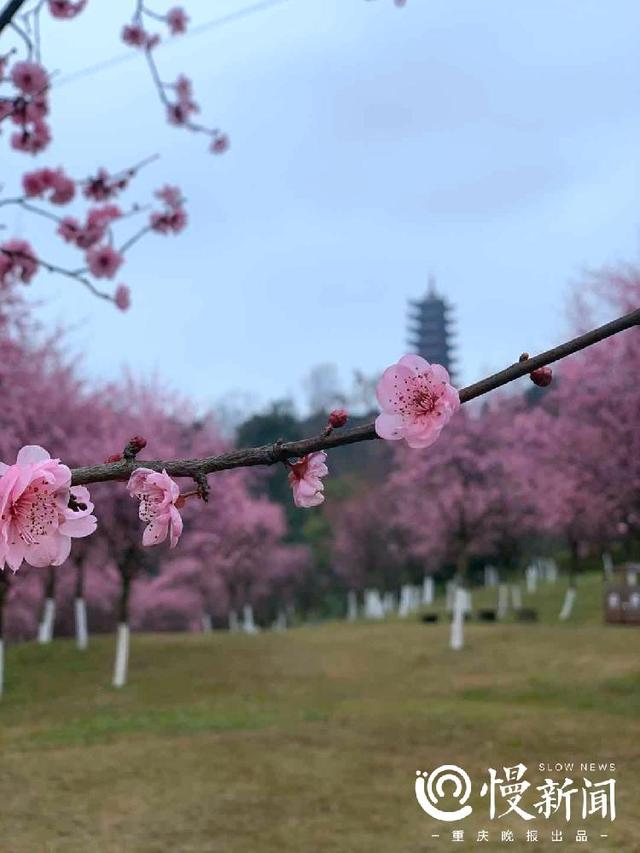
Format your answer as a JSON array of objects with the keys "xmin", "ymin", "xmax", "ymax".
[{"xmin": 0, "ymin": 573, "xmax": 638, "ymax": 852}]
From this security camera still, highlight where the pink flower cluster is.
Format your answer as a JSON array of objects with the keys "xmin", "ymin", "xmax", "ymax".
[
  {"xmin": 86, "ymin": 245, "xmax": 123, "ymax": 279},
  {"xmin": 128, "ymin": 468, "xmax": 184, "ymax": 548},
  {"xmin": 0, "ymin": 239, "xmax": 38, "ymax": 287},
  {"xmin": 166, "ymin": 7, "xmax": 189, "ymax": 35},
  {"xmin": 58, "ymin": 205, "xmax": 122, "ymax": 250},
  {"xmin": 122, "ymin": 23, "xmax": 160, "ymax": 50},
  {"xmin": 166, "ymin": 75, "xmax": 199, "ymax": 127},
  {"xmin": 83, "ymin": 168, "xmax": 129, "ymax": 202},
  {"xmin": 2, "ymin": 61, "xmax": 51, "ymax": 154},
  {"xmin": 375, "ymin": 354, "xmax": 460, "ymax": 448},
  {"xmin": 0, "ymin": 446, "xmax": 97, "ymax": 572},
  {"xmin": 47, "ymin": 0, "xmax": 87, "ymax": 19},
  {"xmin": 22, "ymin": 167, "xmax": 75, "ymax": 204},
  {"xmin": 150, "ymin": 185, "xmax": 187, "ymax": 234}
]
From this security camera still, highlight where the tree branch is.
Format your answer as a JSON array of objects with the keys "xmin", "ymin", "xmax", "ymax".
[
  {"xmin": 70, "ymin": 307, "xmax": 640, "ymax": 487},
  {"xmin": 0, "ymin": 0, "xmax": 28, "ymax": 35}
]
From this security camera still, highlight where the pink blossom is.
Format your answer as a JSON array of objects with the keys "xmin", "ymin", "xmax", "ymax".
[
  {"xmin": 0, "ymin": 445, "xmax": 97, "ymax": 572},
  {"xmin": 48, "ymin": 168, "xmax": 75, "ymax": 204},
  {"xmin": 10, "ymin": 61, "xmax": 48, "ymax": 95},
  {"xmin": 173, "ymin": 74, "xmax": 192, "ymax": 101},
  {"xmin": 47, "ymin": 0, "xmax": 87, "ymax": 18},
  {"xmin": 22, "ymin": 168, "xmax": 53, "ymax": 197},
  {"xmin": 57, "ymin": 216, "xmax": 82, "ymax": 244},
  {"xmin": 83, "ymin": 168, "xmax": 126, "ymax": 201},
  {"xmin": 0, "ymin": 239, "xmax": 38, "ymax": 285},
  {"xmin": 375, "ymin": 354, "xmax": 460, "ymax": 449},
  {"xmin": 87, "ymin": 204, "xmax": 121, "ymax": 228},
  {"xmin": 121, "ymin": 23, "xmax": 147, "ymax": 47},
  {"xmin": 328, "ymin": 408, "xmax": 348, "ymax": 428},
  {"xmin": 10, "ymin": 119, "xmax": 51, "ymax": 154},
  {"xmin": 114, "ymin": 284, "xmax": 131, "ymax": 311},
  {"xmin": 86, "ymin": 245, "xmax": 123, "ymax": 279},
  {"xmin": 210, "ymin": 133, "xmax": 229, "ymax": 155},
  {"xmin": 150, "ymin": 206, "xmax": 187, "ymax": 234},
  {"xmin": 288, "ymin": 452, "xmax": 328, "ymax": 508},
  {"xmin": 127, "ymin": 468, "xmax": 184, "ymax": 548},
  {"xmin": 155, "ymin": 184, "xmax": 182, "ymax": 209},
  {"xmin": 166, "ymin": 6, "xmax": 188, "ymax": 35}
]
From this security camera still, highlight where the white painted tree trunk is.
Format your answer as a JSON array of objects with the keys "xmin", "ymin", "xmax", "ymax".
[
  {"xmin": 398, "ymin": 585, "xmax": 412, "ymax": 618},
  {"xmin": 445, "ymin": 580, "xmax": 455, "ymax": 612},
  {"xmin": 510, "ymin": 585, "xmax": 522, "ymax": 610},
  {"xmin": 526, "ymin": 566, "xmax": 538, "ymax": 593},
  {"xmin": 0, "ymin": 638, "xmax": 4, "ymax": 700},
  {"xmin": 602, "ymin": 552, "xmax": 613, "ymax": 579},
  {"xmin": 201, "ymin": 613, "xmax": 213, "ymax": 632},
  {"xmin": 273, "ymin": 609, "xmax": 287, "ymax": 631},
  {"xmin": 627, "ymin": 569, "xmax": 638, "ymax": 586},
  {"xmin": 422, "ymin": 576, "xmax": 434, "ymax": 605},
  {"xmin": 74, "ymin": 597, "xmax": 88, "ymax": 650},
  {"xmin": 365, "ymin": 589, "xmax": 384, "ymax": 619},
  {"xmin": 112, "ymin": 623, "xmax": 130, "ymax": 688},
  {"xmin": 449, "ymin": 587, "xmax": 466, "ymax": 651},
  {"xmin": 382, "ymin": 591, "xmax": 395, "ymax": 614},
  {"xmin": 559, "ymin": 587, "xmax": 577, "ymax": 620},
  {"xmin": 37, "ymin": 598, "xmax": 55, "ymax": 644},
  {"xmin": 484, "ymin": 565, "xmax": 499, "ymax": 587},
  {"xmin": 347, "ymin": 590, "xmax": 358, "ymax": 621},
  {"xmin": 497, "ymin": 584, "xmax": 509, "ymax": 620},
  {"xmin": 242, "ymin": 604, "xmax": 259, "ymax": 634},
  {"xmin": 228, "ymin": 610, "xmax": 240, "ymax": 632}
]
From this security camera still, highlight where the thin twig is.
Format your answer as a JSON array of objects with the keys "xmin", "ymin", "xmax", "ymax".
[{"xmin": 70, "ymin": 307, "xmax": 640, "ymax": 487}]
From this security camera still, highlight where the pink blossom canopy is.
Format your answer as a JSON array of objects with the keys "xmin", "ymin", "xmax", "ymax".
[
  {"xmin": 127, "ymin": 467, "xmax": 184, "ymax": 548},
  {"xmin": 375, "ymin": 354, "xmax": 460, "ymax": 448},
  {"xmin": 0, "ymin": 445, "xmax": 97, "ymax": 572},
  {"xmin": 288, "ymin": 451, "xmax": 328, "ymax": 508}
]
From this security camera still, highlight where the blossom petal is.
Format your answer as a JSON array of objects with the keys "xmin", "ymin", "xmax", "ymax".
[
  {"xmin": 375, "ymin": 412, "xmax": 405, "ymax": 440},
  {"xmin": 16, "ymin": 445, "xmax": 51, "ymax": 465}
]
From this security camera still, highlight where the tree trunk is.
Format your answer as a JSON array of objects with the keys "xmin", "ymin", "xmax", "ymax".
[
  {"xmin": 449, "ymin": 553, "xmax": 468, "ymax": 651},
  {"xmin": 0, "ymin": 572, "xmax": 9, "ymax": 700},
  {"xmin": 113, "ymin": 569, "xmax": 131, "ymax": 688},
  {"xmin": 37, "ymin": 567, "xmax": 56, "ymax": 644},
  {"xmin": 74, "ymin": 563, "xmax": 88, "ymax": 650},
  {"xmin": 559, "ymin": 543, "xmax": 578, "ymax": 621}
]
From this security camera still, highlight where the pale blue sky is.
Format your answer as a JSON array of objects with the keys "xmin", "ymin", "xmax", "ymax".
[{"xmin": 6, "ymin": 0, "xmax": 640, "ymax": 414}]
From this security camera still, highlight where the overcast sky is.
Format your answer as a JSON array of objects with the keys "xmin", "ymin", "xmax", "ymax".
[{"xmin": 6, "ymin": 0, "xmax": 640, "ymax": 415}]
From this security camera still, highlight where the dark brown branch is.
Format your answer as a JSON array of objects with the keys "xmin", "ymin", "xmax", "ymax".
[
  {"xmin": 70, "ymin": 307, "xmax": 640, "ymax": 487},
  {"xmin": 0, "ymin": 0, "xmax": 29, "ymax": 36}
]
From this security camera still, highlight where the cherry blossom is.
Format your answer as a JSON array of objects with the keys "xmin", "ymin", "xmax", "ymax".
[
  {"xmin": 375, "ymin": 354, "xmax": 460, "ymax": 449},
  {"xmin": 86, "ymin": 245, "xmax": 124, "ymax": 279},
  {"xmin": 166, "ymin": 7, "xmax": 189, "ymax": 35},
  {"xmin": 114, "ymin": 284, "xmax": 131, "ymax": 312},
  {"xmin": 0, "ymin": 446, "xmax": 97, "ymax": 572},
  {"xmin": 10, "ymin": 62, "xmax": 49, "ymax": 96},
  {"xmin": 127, "ymin": 468, "xmax": 184, "ymax": 548},
  {"xmin": 288, "ymin": 452, "xmax": 328, "ymax": 508},
  {"xmin": 47, "ymin": 0, "xmax": 87, "ymax": 19},
  {"xmin": 0, "ymin": 239, "xmax": 38, "ymax": 286},
  {"xmin": 22, "ymin": 167, "xmax": 75, "ymax": 204}
]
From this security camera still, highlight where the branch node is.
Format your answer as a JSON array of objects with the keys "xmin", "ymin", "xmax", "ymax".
[{"xmin": 194, "ymin": 470, "xmax": 209, "ymax": 502}]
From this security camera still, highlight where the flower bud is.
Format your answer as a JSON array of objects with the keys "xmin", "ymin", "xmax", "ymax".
[
  {"xmin": 530, "ymin": 366, "xmax": 553, "ymax": 387},
  {"xmin": 328, "ymin": 408, "xmax": 348, "ymax": 429},
  {"xmin": 105, "ymin": 452, "xmax": 123, "ymax": 463}
]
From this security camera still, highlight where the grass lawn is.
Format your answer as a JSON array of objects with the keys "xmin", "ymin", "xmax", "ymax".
[{"xmin": 1, "ymin": 573, "xmax": 638, "ymax": 852}]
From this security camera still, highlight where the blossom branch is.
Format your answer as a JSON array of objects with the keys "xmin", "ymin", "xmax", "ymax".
[
  {"xmin": 0, "ymin": 0, "xmax": 30, "ymax": 36},
  {"xmin": 70, "ymin": 306, "xmax": 640, "ymax": 487}
]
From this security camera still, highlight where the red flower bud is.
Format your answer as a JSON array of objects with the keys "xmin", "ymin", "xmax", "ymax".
[
  {"xmin": 530, "ymin": 366, "xmax": 553, "ymax": 387},
  {"xmin": 105, "ymin": 452, "xmax": 123, "ymax": 463},
  {"xmin": 328, "ymin": 408, "xmax": 348, "ymax": 429},
  {"xmin": 129, "ymin": 435, "xmax": 147, "ymax": 451}
]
